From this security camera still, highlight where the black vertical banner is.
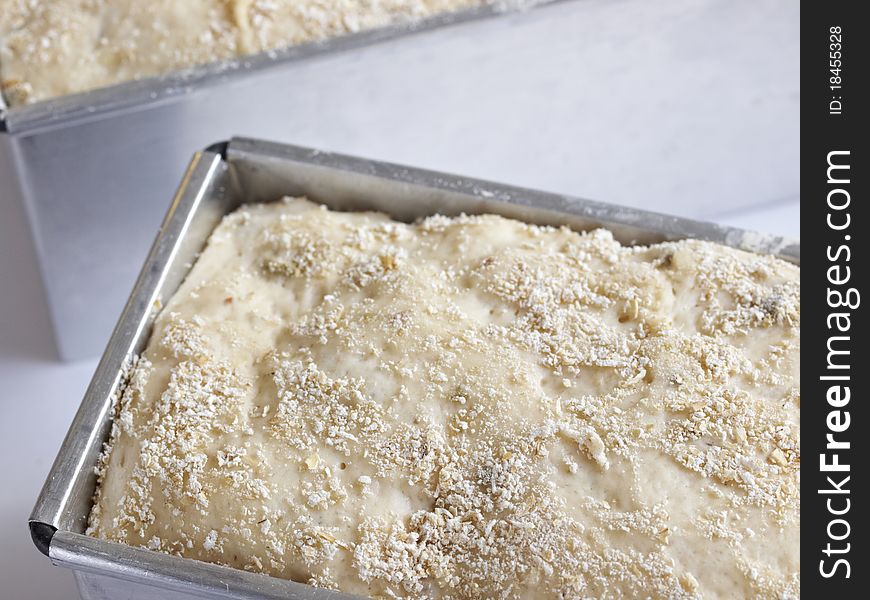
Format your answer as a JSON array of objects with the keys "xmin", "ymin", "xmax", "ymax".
[{"xmin": 803, "ymin": 2, "xmax": 867, "ymax": 597}]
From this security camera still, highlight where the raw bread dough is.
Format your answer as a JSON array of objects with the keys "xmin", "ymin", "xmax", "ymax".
[
  {"xmin": 88, "ymin": 198, "xmax": 800, "ymax": 599},
  {"xmin": 0, "ymin": 0, "xmax": 485, "ymax": 105}
]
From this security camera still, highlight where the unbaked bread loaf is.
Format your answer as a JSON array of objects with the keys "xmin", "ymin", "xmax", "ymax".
[
  {"xmin": 88, "ymin": 198, "xmax": 800, "ymax": 599},
  {"xmin": 0, "ymin": 0, "xmax": 485, "ymax": 105}
]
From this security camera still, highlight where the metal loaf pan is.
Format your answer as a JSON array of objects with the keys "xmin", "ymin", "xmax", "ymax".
[
  {"xmin": 0, "ymin": 2, "xmax": 551, "ymax": 129},
  {"xmin": 29, "ymin": 137, "xmax": 800, "ymax": 600}
]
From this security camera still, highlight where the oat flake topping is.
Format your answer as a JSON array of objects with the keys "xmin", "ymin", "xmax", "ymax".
[{"xmin": 88, "ymin": 198, "xmax": 800, "ymax": 599}]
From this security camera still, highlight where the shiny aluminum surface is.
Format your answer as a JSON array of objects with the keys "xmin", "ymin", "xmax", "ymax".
[{"xmin": 30, "ymin": 136, "xmax": 798, "ymax": 599}]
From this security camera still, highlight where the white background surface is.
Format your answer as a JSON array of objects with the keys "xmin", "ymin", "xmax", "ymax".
[{"xmin": 0, "ymin": 0, "xmax": 798, "ymax": 597}]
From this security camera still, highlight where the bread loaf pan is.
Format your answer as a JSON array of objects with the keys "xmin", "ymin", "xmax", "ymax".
[{"xmin": 29, "ymin": 136, "xmax": 799, "ymax": 600}]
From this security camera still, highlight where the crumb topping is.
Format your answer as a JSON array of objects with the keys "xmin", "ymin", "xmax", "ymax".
[{"xmin": 88, "ymin": 198, "xmax": 800, "ymax": 599}]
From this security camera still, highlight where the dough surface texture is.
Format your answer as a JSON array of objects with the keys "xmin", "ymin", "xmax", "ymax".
[{"xmin": 88, "ymin": 198, "xmax": 800, "ymax": 599}]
